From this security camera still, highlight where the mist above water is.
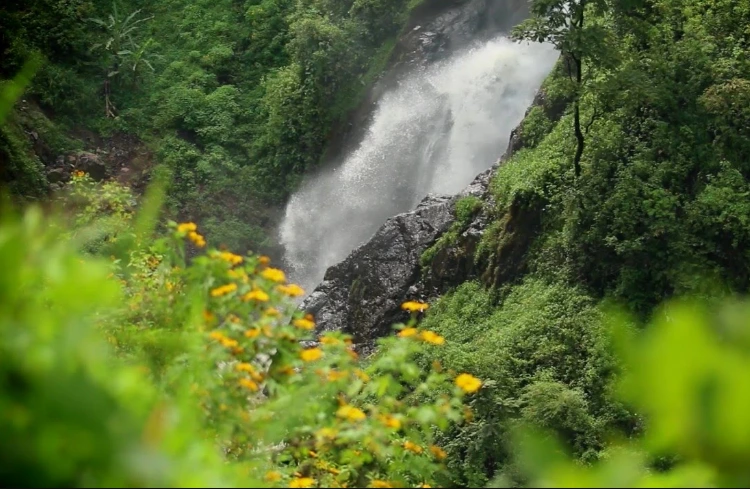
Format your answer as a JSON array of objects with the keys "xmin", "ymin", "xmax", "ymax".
[{"xmin": 280, "ymin": 37, "xmax": 558, "ymax": 293}]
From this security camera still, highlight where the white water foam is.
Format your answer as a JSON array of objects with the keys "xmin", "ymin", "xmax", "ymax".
[{"xmin": 280, "ymin": 37, "xmax": 558, "ymax": 293}]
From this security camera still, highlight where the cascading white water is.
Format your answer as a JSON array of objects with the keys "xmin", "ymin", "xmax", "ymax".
[{"xmin": 280, "ymin": 37, "xmax": 558, "ymax": 293}]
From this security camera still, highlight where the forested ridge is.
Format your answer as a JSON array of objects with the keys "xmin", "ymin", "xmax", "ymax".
[
  {"xmin": 1, "ymin": 0, "xmax": 421, "ymax": 252},
  {"xmin": 2, "ymin": 0, "xmax": 750, "ymax": 487}
]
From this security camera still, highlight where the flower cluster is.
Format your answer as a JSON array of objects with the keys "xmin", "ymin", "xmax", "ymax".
[
  {"xmin": 176, "ymin": 222, "xmax": 206, "ymax": 247},
  {"xmin": 139, "ymin": 224, "xmax": 485, "ymax": 488}
]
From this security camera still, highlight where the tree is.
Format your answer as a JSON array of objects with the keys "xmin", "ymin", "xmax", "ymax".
[
  {"xmin": 87, "ymin": 3, "xmax": 155, "ymax": 117},
  {"xmin": 512, "ymin": 0, "xmax": 613, "ymax": 178}
]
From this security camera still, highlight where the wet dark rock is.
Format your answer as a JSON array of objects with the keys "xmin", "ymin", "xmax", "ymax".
[
  {"xmin": 301, "ymin": 193, "xmax": 455, "ymax": 343},
  {"xmin": 76, "ymin": 152, "xmax": 108, "ymax": 181},
  {"xmin": 419, "ymin": 166, "xmax": 497, "ymax": 297},
  {"xmin": 322, "ymin": 0, "xmax": 530, "ymax": 167},
  {"xmin": 304, "ymin": 85, "xmax": 555, "ymax": 347},
  {"xmin": 392, "ymin": 0, "xmax": 530, "ymax": 73},
  {"xmin": 301, "ymin": 168, "xmax": 498, "ymax": 348},
  {"xmin": 46, "ymin": 167, "xmax": 68, "ymax": 184}
]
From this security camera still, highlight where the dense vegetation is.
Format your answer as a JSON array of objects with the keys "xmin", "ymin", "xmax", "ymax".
[
  {"xmin": 3, "ymin": 0, "xmax": 750, "ymax": 487},
  {"xmin": 408, "ymin": 0, "xmax": 750, "ymax": 484},
  {"xmin": 0, "ymin": 0, "xmax": 422, "ymax": 251}
]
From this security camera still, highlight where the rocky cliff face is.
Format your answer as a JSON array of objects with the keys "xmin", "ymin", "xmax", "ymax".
[
  {"xmin": 300, "ymin": 159, "xmax": 497, "ymax": 348},
  {"xmin": 301, "ymin": 193, "xmax": 455, "ymax": 343},
  {"xmin": 301, "ymin": 87, "xmax": 566, "ymax": 349}
]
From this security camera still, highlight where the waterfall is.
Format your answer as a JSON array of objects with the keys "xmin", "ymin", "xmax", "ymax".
[{"xmin": 280, "ymin": 37, "xmax": 558, "ymax": 293}]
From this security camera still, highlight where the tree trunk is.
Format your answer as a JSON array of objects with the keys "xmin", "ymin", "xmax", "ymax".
[
  {"xmin": 574, "ymin": 97, "xmax": 584, "ymax": 178},
  {"xmin": 572, "ymin": 4, "xmax": 585, "ymax": 178}
]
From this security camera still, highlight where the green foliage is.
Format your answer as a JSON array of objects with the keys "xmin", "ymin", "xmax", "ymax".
[
  {"xmin": 456, "ymin": 196, "xmax": 483, "ymax": 225},
  {"xmin": 57, "ymin": 171, "xmax": 137, "ymax": 255},
  {"xmin": 518, "ymin": 106, "xmax": 554, "ymax": 150},
  {"xmin": 480, "ymin": 0, "xmax": 750, "ymax": 316},
  {"xmin": 0, "ymin": 57, "xmax": 48, "ymax": 198},
  {"xmin": 86, "ymin": 3, "xmax": 157, "ymax": 117},
  {"xmin": 506, "ymin": 299, "xmax": 750, "ymax": 487},
  {"xmin": 2, "ymin": 0, "xmax": 422, "ymax": 251},
  {"xmin": 411, "ymin": 279, "xmax": 628, "ymax": 487},
  {"xmin": 0, "ymin": 119, "xmax": 47, "ymax": 198},
  {"xmin": 421, "ymin": 196, "xmax": 483, "ymax": 267},
  {"xmin": 8, "ymin": 1, "xmax": 750, "ymax": 488},
  {"xmin": 410, "ymin": 1, "xmax": 750, "ymax": 486},
  {"xmin": 0, "ymin": 191, "xmax": 479, "ymax": 487},
  {"xmin": 0, "ymin": 206, "xmax": 250, "ymax": 487}
]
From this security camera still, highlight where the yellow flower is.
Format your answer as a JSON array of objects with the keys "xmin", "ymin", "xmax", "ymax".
[
  {"xmin": 455, "ymin": 373, "xmax": 482, "ymax": 394},
  {"xmin": 265, "ymin": 471, "xmax": 282, "ymax": 482},
  {"xmin": 379, "ymin": 414, "xmax": 401, "ymax": 430},
  {"xmin": 320, "ymin": 335, "xmax": 340, "ymax": 346},
  {"xmin": 370, "ymin": 481, "xmax": 393, "ymax": 488},
  {"xmin": 336, "ymin": 405, "xmax": 366, "ymax": 422},
  {"xmin": 429, "ymin": 445, "xmax": 447, "ymax": 460},
  {"xmin": 209, "ymin": 331, "xmax": 226, "ymax": 341},
  {"xmin": 278, "ymin": 284, "xmax": 305, "ymax": 297},
  {"xmin": 74, "ymin": 170, "xmax": 86, "ymax": 178},
  {"xmin": 278, "ymin": 366, "xmax": 295, "ymax": 376},
  {"xmin": 211, "ymin": 283, "xmax": 237, "ymax": 297},
  {"xmin": 293, "ymin": 318, "xmax": 316, "ymax": 330},
  {"xmin": 261, "ymin": 267, "xmax": 286, "ymax": 283},
  {"xmin": 227, "ymin": 314, "xmax": 241, "ymax": 324},
  {"xmin": 316, "ymin": 427, "xmax": 337, "ymax": 439},
  {"xmin": 216, "ymin": 251, "xmax": 242, "ymax": 265},
  {"xmin": 258, "ymin": 255, "xmax": 271, "ymax": 266},
  {"xmin": 300, "ymin": 348, "xmax": 323, "ymax": 362},
  {"xmin": 239, "ymin": 378, "xmax": 259, "ymax": 391},
  {"xmin": 418, "ymin": 484, "xmax": 432, "ymax": 488},
  {"xmin": 398, "ymin": 327, "xmax": 418, "ymax": 338},
  {"xmin": 188, "ymin": 231, "xmax": 206, "ymax": 247},
  {"xmin": 326, "ymin": 370, "xmax": 348, "ymax": 382},
  {"xmin": 354, "ymin": 369, "xmax": 370, "ymax": 383},
  {"xmin": 420, "ymin": 331, "xmax": 445, "ymax": 345},
  {"xmin": 243, "ymin": 289, "xmax": 270, "ymax": 302},
  {"xmin": 236, "ymin": 363, "xmax": 256, "ymax": 373},
  {"xmin": 245, "ymin": 328, "xmax": 261, "ymax": 339},
  {"xmin": 403, "ymin": 440, "xmax": 423, "ymax": 454},
  {"xmin": 220, "ymin": 337, "xmax": 239, "ymax": 349},
  {"xmin": 166, "ymin": 281, "xmax": 174, "ymax": 292},
  {"xmin": 177, "ymin": 222, "xmax": 197, "ymax": 233},
  {"xmin": 289, "ymin": 478, "xmax": 315, "ymax": 488},
  {"xmin": 265, "ymin": 307, "xmax": 281, "ymax": 317},
  {"xmin": 401, "ymin": 301, "xmax": 429, "ymax": 313}
]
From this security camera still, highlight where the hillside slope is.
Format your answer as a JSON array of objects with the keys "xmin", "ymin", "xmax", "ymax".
[
  {"xmin": 1, "ymin": 0, "xmax": 465, "ymax": 253},
  {"xmin": 304, "ymin": 0, "xmax": 750, "ymax": 484}
]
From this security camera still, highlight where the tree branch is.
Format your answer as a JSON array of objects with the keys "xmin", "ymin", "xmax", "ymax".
[{"xmin": 584, "ymin": 105, "xmax": 600, "ymax": 134}]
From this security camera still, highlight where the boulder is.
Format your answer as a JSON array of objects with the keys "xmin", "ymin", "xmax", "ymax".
[
  {"xmin": 76, "ymin": 152, "xmax": 108, "ymax": 181},
  {"xmin": 46, "ymin": 167, "xmax": 68, "ymax": 184}
]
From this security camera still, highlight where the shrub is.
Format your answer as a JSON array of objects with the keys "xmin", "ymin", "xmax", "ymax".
[{"xmin": 0, "ymin": 197, "xmax": 482, "ymax": 488}]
